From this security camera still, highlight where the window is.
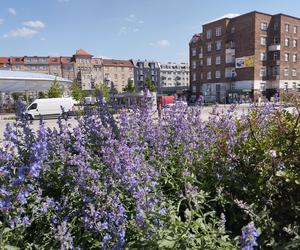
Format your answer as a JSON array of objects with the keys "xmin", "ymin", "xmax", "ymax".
[
  {"xmin": 293, "ymin": 54, "xmax": 297, "ymax": 62},
  {"xmin": 273, "ymin": 52, "xmax": 279, "ymax": 60},
  {"xmin": 207, "ymin": 30, "xmax": 212, "ymax": 39},
  {"xmin": 285, "ymin": 53, "xmax": 289, "ymax": 62},
  {"xmin": 284, "ymin": 68, "xmax": 289, "ymax": 76},
  {"xmin": 216, "ymin": 55, "xmax": 221, "ymax": 65},
  {"xmin": 260, "ymin": 67, "xmax": 266, "ymax": 77},
  {"xmin": 207, "ymin": 43, "xmax": 212, "ymax": 52},
  {"xmin": 260, "ymin": 22, "xmax": 268, "ymax": 31},
  {"xmin": 293, "ymin": 39, "xmax": 297, "ymax": 48},
  {"xmin": 260, "ymin": 52, "xmax": 266, "ymax": 61},
  {"xmin": 231, "ymin": 27, "xmax": 235, "ymax": 33},
  {"xmin": 200, "ymin": 72, "xmax": 203, "ymax": 79},
  {"xmin": 192, "ymin": 73, "xmax": 196, "ymax": 81},
  {"xmin": 200, "ymin": 60, "xmax": 203, "ymax": 66},
  {"xmin": 216, "ymin": 41, "xmax": 222, "ymax": 50},
  {"xmin": 216, "ymin": 27, "xmax": 222, "ymax": 36},
  {"xmin": 292, "ymin": 69, "xmax": 297, "ymax": 76},
  {"xmin": 274, "ymin": 23, "xmax": 279, "ymax": 31},
  {"xmin": 207, "ymin": 57, "xmax": 212, "ymax": 66},
  {"xmin": 192, "ymin": 48, "xmax": 196, "ymax": 56},
  {"xmin": 192, "ymin": 60, "xmax": 196, "ymax": 69},
  {"xmin": 28, "ymin": 103, "xmax": 37, "ymax": 110},
  {"xmin": 294, "ymin": 26, "xmax": 298, "ymax": 33},
  {"xmin": 285, "ymin": 24, "xmax": 289, "ymax": 32},
  {"xmin": 216, "ymin": 70, "xmax": 221, "ymax": 78},
  {"xmin": 207, "ymin": 71, "xmax": 212, "ymax": 80},
  {"xmin": 260, "ymin": 36, "xmax": 267, "ymax": 45},
  {"xmin": 285, "ymin": 38, "xmax": 290, "ymax": 47}
]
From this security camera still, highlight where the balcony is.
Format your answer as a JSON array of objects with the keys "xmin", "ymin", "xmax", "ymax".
[{"xmin": 268, "ymin": 44, "xmax": 281, "ymax": 51}]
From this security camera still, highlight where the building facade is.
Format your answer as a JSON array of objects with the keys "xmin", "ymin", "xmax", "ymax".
[
  {"xmin": 132, "ymin": 60, "xmax": 160, "ymax": 92},
  {"xmin": 190, "ymin": 11, "xmax": 300, "ymax": 103},
  {"xmin": 0, "ymin": 49, "xmax": 134, "ymax": 92},
  {"xmin": 102, "ymin": 59, "xmax": 134, "ymax": 93},
  {"xmin": 159, "ymin": 62, "xmax": 189, "ymax": 95}
]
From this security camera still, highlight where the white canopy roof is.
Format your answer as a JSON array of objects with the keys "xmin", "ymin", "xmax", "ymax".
[{"xmin": 0, "ymin": 70, "xmax": 71, "ymax": 82}]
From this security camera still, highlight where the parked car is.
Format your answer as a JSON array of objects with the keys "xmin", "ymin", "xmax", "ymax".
[{"xmin": 24, "ymin": 98, "xmax": 75, "ymax": 120}]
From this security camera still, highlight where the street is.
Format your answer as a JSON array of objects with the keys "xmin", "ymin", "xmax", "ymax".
[{"xmin": 0, "ymin": 105, "xmax": 253, "ymax": 142}]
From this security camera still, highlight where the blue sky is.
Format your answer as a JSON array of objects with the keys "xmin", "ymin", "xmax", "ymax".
[{"xmin": 0, "ymin": 0, "xmax": 300, "ymax": 63}]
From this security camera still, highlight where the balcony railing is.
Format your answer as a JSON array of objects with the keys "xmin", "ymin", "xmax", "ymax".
[{"xmin": 268, "ymin": 44, "xmax": 281, "ymax": 51}]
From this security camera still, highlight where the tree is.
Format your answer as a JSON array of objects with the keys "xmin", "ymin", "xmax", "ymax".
[
  {"xmin": 48, "ymin": 79, "xmax": 63, "ymax": 98},
  {"xmin": 146, "ymin": 77, "xmax": 156, "ymax": 92},
  {"xmin": 38, "ymin": 91, "xmax": 46, "ymax": 99},
  {"xmin": 123, "ymin": 79, "xmax": 135, "ymax": 93},
  {"xmin": 95, "ymin": 82, "xmax": 109, "ymax": 102},
  {"xmin": 71, "ymin": 80, "xmax": 84, "ymax": 101}
]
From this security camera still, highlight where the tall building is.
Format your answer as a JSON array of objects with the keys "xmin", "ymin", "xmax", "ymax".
[
  {"xmin": 190, "ymin": 11, "xmax": 300, "ymax": 103},
  {"xmin": 159, "ymin": 62, "xmax": 190, "ymax": 95},
  {"xmin": 131, "ymin": 60, "xmax": 160, "ymax": 92}
]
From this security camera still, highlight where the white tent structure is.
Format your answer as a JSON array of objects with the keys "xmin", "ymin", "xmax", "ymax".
[
  {"xmin": 0, "ymin": 70, "xmax": 72, "ymax": 107},
  {"xmin": 0, "ymin": 70, "xmax": 72, "ymax": 93}
]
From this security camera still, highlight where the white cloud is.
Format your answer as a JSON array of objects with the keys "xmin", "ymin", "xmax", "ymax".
[
  {"xmin": 119, "ymin": 26, "xmax": 140, "ymax": 35},
  {"xmin": 125, "ymin": 14, "xmax": 144, "ymax": 24},
  {"xmin": 0, "ymin": 19, "xmax": 4, "ymax": 25},
  {"xmin": 40, "ymin": 37, "xmax": 46, "ymax": 41},
  {"xmin": 126, "ymin": 14, "xmax": 136, "ymax": 22},
  {"xmin": 208, "ymin": 13, "xmax": 240, "ymax": 23},
  {"xmin": 23, "ymin": 20, "xmax": 45, "ymax": 29},
  {"xmin": 8, "ymin": 8, "xmax": 16, "ymax": 16},
  {"xmin": 4, "ymin": 27, "xmax": 38, "ymax": 38},
  {"xmin": 157, "ymin": 40, "xmax": 171, "ymax": 47}
]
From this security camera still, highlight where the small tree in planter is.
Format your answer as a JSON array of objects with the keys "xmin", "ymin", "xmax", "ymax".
[
  {"xmin": 146, "ymin": 77, "xmax": 156, "ymax": 92},
  {"xmin": 123, "ymin": 79, "xmax": 135, "ymax": 93},
  {"xmin": 48, "ymin": 79, "xmax": 63, "ymax": 98}
]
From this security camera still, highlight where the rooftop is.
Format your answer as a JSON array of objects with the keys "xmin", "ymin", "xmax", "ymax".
[{"xmin": 0, "ymin": 70, "xmax": 71, "ymax": 82}]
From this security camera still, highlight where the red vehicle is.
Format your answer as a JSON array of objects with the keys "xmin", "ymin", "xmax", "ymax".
[{"xmin": 158, "ymin": 96, "xmax": 175, "ymax": 108}]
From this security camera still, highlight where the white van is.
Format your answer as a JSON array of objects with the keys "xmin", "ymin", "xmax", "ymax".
[{"xmin": 24, "ymin": 98, "xmax": 75, "ymax": 120}]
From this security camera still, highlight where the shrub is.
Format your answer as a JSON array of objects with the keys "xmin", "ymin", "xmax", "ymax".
[{"xmin": 0, "ymin": 96, "xmax": 300, "ymax": 249}]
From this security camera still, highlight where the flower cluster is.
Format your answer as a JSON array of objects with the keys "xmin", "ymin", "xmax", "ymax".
[{"xmin": 0, "ymin": 95, "xmax": 300, "ymax": 249}]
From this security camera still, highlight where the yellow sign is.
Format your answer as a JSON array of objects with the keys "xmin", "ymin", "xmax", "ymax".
[{"xmin": 235, "ymin": 56, "xmax": 255, "ymax": 68}]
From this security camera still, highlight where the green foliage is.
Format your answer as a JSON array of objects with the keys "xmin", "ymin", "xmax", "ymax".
[
  {"xmin": 146, "ymin": 77, "xmax": 156, "ymax": 92},
  {"xmin": 96, "ymin": 82, "xmax": 109, "ymax": 101},
  {"xmin": 71, "ymin": 80, "xmax": 84, "ymax": 101},
  {"xmin": 38, "ymin": 91, "xmax": 46, "ymax": 99},
  {"xmin": 123, "ymin": 79, "xmax": 135, "ymax": 93},
  {"xmin": 47, "ymin": 79, "xmax": 63, "ymax": 98}
]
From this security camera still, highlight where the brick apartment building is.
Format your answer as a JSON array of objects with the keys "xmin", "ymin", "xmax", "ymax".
[
  {"xmin": 190, "ymin": 11, "xmax": 300, "ymax": 103},
  {"xmin": 0, "ymin": 49, "xmax": 134, "ymax": 92}
]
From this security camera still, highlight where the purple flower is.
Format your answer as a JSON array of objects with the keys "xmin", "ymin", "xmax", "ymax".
[{"xmin": 241, "ymin": 222, "xmax": 260, "ymax": 250}]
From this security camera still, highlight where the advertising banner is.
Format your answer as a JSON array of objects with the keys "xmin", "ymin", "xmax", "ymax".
[{"xmin": 235, "ymin": 56, "xmax": 255, "ymax": 69}]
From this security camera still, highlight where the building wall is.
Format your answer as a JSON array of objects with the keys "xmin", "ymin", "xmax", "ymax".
[
  {"xmin": 190, "ymin": 11, "xmax": 300, "ymax": 102},
  {"xmin": 103, "ymin": 65, "xmax": 134, "ymax": 93},
  {"xmin": 132, "ymin": 60, "xmax": 160, "ymax": 92},
  {"xmin": 160, "ymin": 62, "xmax": 189, "ymax": 94}
]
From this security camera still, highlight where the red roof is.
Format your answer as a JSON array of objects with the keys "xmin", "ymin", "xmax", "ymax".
[
  {"xmin": 10, "ymin": 57, "xmax": 24, "ymax": 64},
  {"xmin": 48, "ymin": 57, "xmax": 60, "ymax": 64},
  {"xmin": 0, "ymin": 57, "xmax": 10, "ymax": 64},
  {"xmin": 60, "ymin": 57, "xmax": 73, "ymax": 64},
  {"xmin": 92, "ymin": 58, "xmax": 103, "ymax": 65},
  {"xmin": 74, "ymin": 49, "xmax": 92, "ymax": 57},
  {"xmin": 102, "ymin": 59, "xmax": 133, "ymax": 68}
]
